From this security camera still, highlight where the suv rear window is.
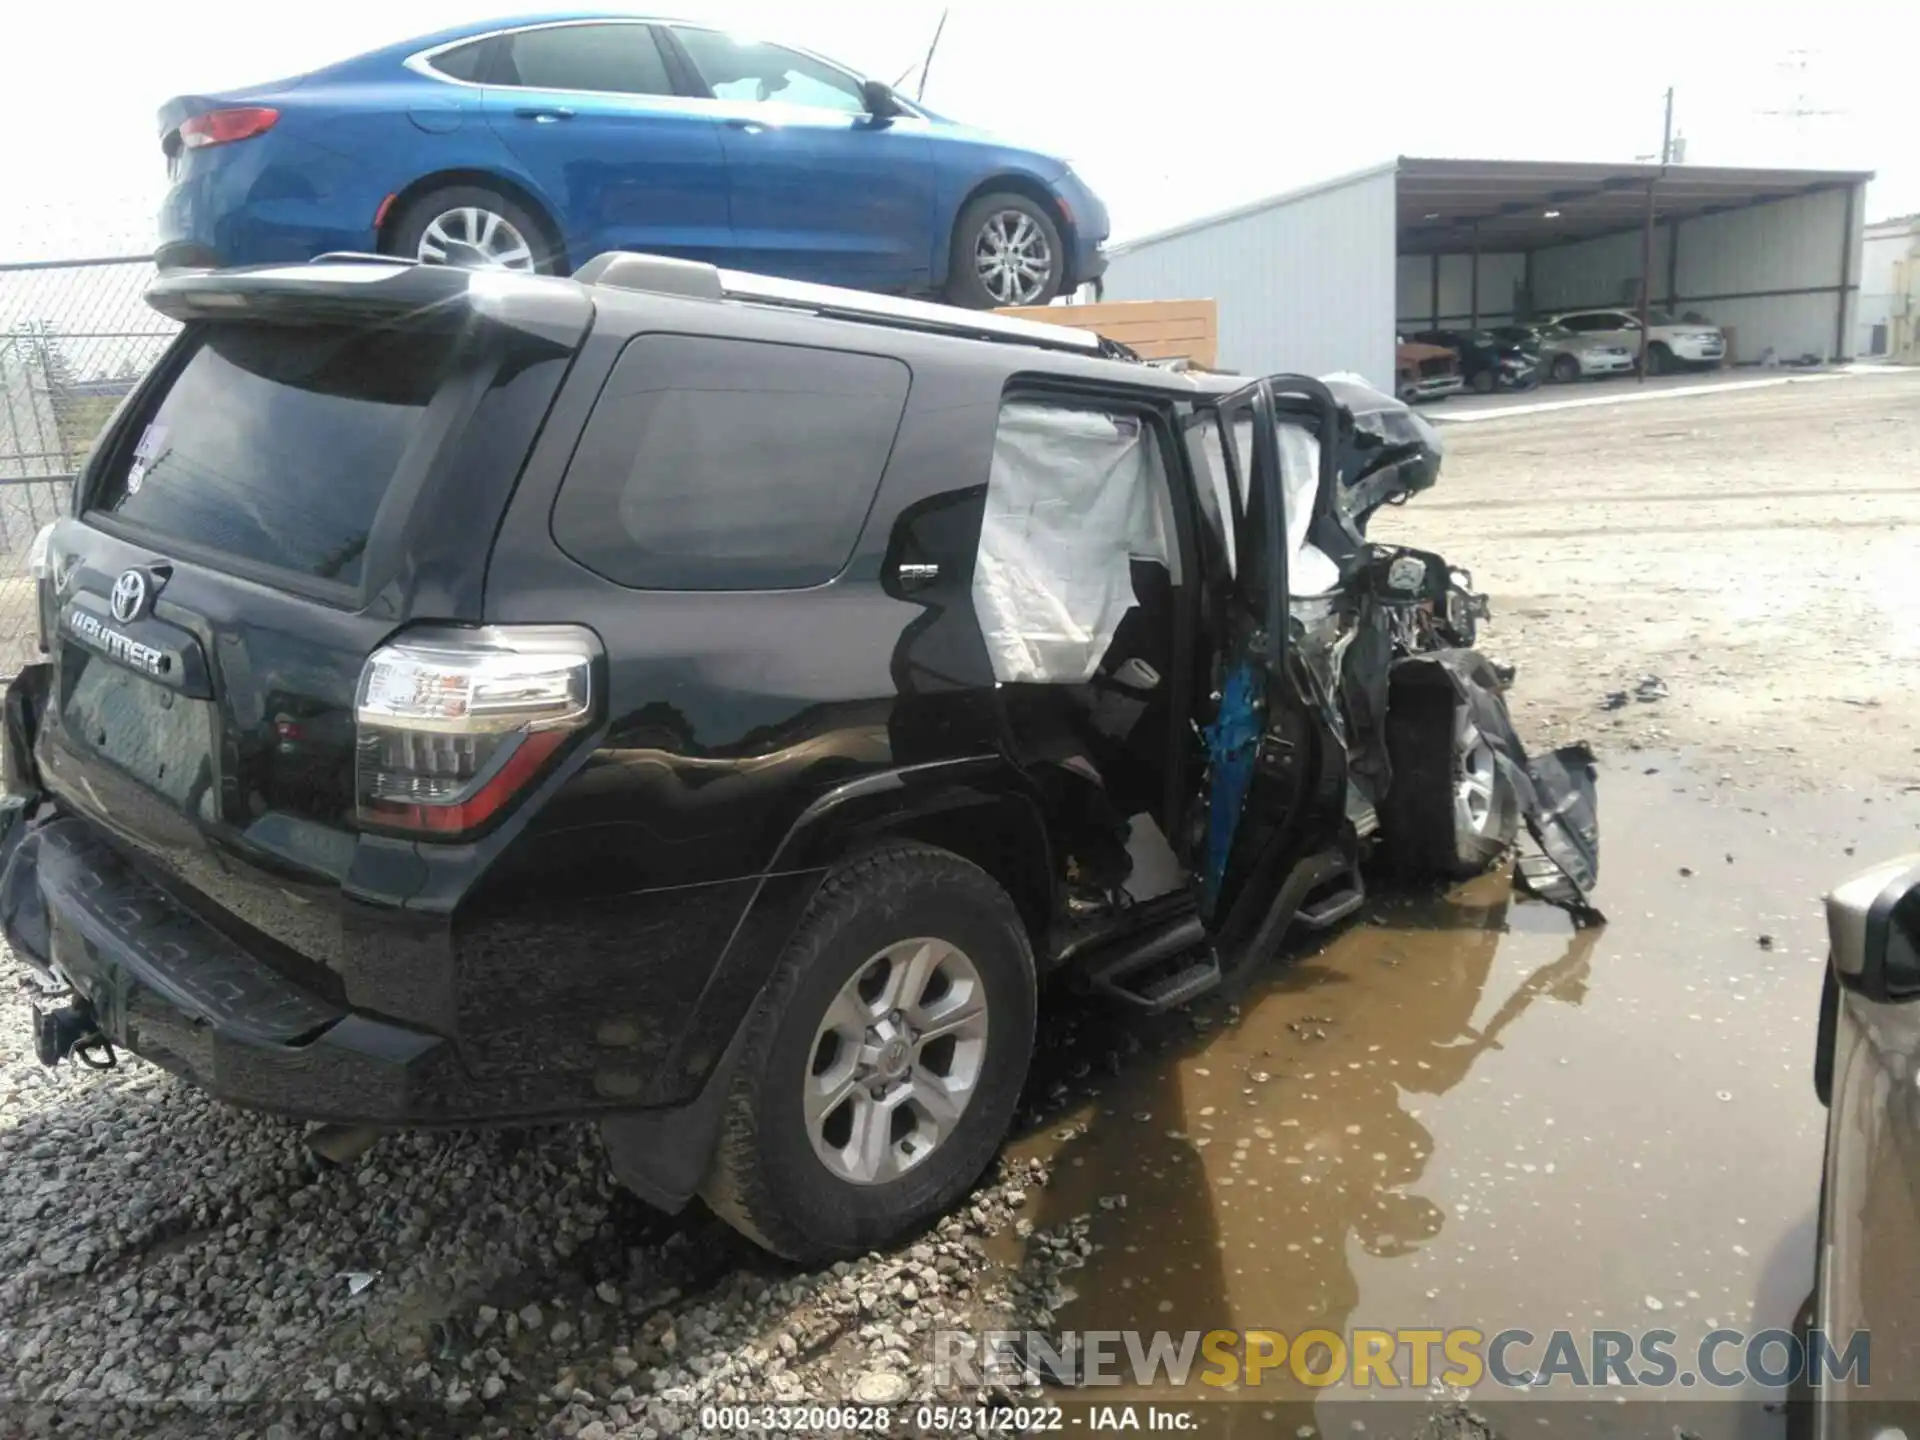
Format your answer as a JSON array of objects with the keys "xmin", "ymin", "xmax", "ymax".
[
  {"xmin": 90, "ymin": 323, "xmax": 459, "ymax": 587},
  {"xmin": 552, "ymin": 334, "xmax": 909, "ymax": 590}
]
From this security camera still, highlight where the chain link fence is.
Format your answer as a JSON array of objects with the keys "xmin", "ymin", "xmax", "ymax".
[{"xmin": 0, "ymin": 255, "xmax": 178, "ymax": 676}]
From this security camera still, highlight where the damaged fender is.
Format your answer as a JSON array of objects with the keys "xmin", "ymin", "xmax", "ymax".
[{"xmin": 1393, "ymin": 649, "xmax": 1603, "ymax": 921}]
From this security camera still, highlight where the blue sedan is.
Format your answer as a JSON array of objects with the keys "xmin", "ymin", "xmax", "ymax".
[{"xmin": 156, "ymin": 13, "xmax": 1109, "ymax": 308}]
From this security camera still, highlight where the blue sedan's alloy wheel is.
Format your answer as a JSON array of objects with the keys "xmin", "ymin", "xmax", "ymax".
[
  {"xmin": 387, "ymin": 185, "xmax": 560, "ymax": 275},
  {"xmin": 418, "ymin": 205, "xmax": 537, "ymax": 271}
]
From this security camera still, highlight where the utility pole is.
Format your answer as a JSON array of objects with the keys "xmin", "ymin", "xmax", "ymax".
[
  {"xmin": 1638, "ymin": 179, "xmax": 1656, "ymax": 384},
  {"xmin": 1636, "ymin": 87, "xmax": 1673, "ymax": 384}
]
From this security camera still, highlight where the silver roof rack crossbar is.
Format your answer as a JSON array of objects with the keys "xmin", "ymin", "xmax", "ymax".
[{"xmin": 574, "ymin": 250, "xmax": 1105, "ymax": 357}]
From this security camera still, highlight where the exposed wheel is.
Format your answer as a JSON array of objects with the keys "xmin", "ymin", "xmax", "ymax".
[
  {"xmin": 1470, "ymin": 368, "xmax": 1496, "ymax": 394},
  {"xmin": 1549, "ymin": 353, "xmax": 1581, "ymax": 383},
  {"xmin": 1380, "ymin": 663, "xmax": 1519, "ymax": 879},
  {"xmin": 701, "ymin": 844, "xmax": 1036, "ymax": 1260},
  {"xmin": 385, "ymin": 185, "xmax": 560, "ymax": 274},
  {"xmin": 1646, "ymin": 341, "xmax": 1673, "ymax": 375},
  {"xmin": 944, "ymin": 192, "xmax": 1065, "ymax": 309}
]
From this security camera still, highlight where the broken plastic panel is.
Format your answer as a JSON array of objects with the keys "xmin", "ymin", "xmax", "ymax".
[
  {"xmin": 1404, "ymin": 649, "xmax": 1603, "ymax": 922},
  {"xmin": 972, "ymin": 403, "xmax": 1175, "ymax": 684}
]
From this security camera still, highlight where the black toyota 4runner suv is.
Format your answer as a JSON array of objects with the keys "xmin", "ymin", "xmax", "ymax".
[{"xmin": 0, "ymin": 255, "xmax": 1597, "ymax": 1261}]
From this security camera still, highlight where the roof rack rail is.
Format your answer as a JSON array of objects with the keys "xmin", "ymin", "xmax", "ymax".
[
  {"xmin": 309, "ymin": 251, "xmax": 420, "ymax": 266},
  {"xmin": 577, "ymin": 249, "xmax": 1109, "ymax": 358},
  {"xmin": 716, "ymin": 269, "xmax": 1106, "ymax": 356}
]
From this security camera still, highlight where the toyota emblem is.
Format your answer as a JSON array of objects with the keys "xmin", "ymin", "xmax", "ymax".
[{"xmin": 109, "ymin": 569, "xmax": 150, "ymax": 625}]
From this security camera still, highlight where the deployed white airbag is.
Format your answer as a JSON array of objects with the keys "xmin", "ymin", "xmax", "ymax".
[
  {"xmin": 1277, "ymin": 424, "xmax": 1342, "ymax": 597},
  {"xmin": 972, "ymin": 403, "xmax": 1172, "ymax": 684}
]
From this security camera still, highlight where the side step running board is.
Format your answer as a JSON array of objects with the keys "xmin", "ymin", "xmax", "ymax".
[
  {"xmin": 1217, "ymin": 847, "xmax": 1363, "ymax": 974},
  {"xmin": 1295, "ymin": 861, "xmax": 1365, "ymax": 930},
  {"xmin": 1082, "ymin": 914, "xmax": 1217, "ymax": 1013},
  {"xmin": 1075, "ymin": 852, "xmax": 1367, "ymax": 1013}
]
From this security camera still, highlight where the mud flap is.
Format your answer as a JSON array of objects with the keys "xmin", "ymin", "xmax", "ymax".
[{"xmin": 1400, "ymin": 649, "xmax": 1603, "ymax": 923}]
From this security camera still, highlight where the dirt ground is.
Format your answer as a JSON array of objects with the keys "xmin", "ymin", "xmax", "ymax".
[{"xmin": 1374, "ymin": 369, "xmax": 1920, "ymax": 792}]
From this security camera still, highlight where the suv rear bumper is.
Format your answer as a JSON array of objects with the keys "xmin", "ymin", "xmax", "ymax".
[
  {"xmin": 0, "ymin": 658, "xmax": 793, "ymax": 1169},
  {"xmin": 0, "ymin": 813, "xmax": 467, "ymax": 1122}
]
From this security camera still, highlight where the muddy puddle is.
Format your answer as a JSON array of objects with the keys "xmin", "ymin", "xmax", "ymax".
[{"xmin": 989, "ymin": 757, "xmax": 1920, "ymax": 1437}]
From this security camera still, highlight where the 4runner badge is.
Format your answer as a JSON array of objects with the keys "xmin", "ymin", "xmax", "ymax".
[
  {"xmin": 64, "ymin": 606, "xmax": 167, "ymax": 678},
  {"xmin": 110, "ymin": 569, "xmax": 150, "ymax": 624}
]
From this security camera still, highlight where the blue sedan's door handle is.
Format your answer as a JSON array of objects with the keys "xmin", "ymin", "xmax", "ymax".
[
  {"xmin": 515, "ymin": 107, "xmax": 575, "ymax": 123},
  {"xmin": 723, "ymin": 118, "xmax": 766, "ymax": 134}
]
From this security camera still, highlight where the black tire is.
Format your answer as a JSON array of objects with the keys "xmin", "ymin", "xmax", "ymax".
[
  {"xmin": 1549, "ymin": 353, "xmax": 1581, "ymax": 384},
  {"xmin": 943, "ymin": 192, "xmax": 1066, "ymax": 309},
  {"xmin": 1469, "ymin": 368, "xmax": 1496, "ymax": 394},
  {"xmin": 1646, "ymin": 341, "xmax": 1673, "ymax": 375},
  {"xmin": 1379, "ymin": 662, "xmax": 1519, "ymax": 879},
  {"xmin": 384, "ymin": 184, "xmax": 563, "ymax": 274},
  {"xmin": 700, "ymin": 843, "xmax": 1037, "ymax": 1261}
]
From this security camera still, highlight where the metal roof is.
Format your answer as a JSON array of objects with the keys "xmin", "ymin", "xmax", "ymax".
[
  {"xmin": 1396, "ymin": 156, "xmax": 1874, "ymax": 254},
  {"xmin": 1110, "ymin": 157, "xmax": 1874, "ymax": 258},
  {"xmin": 1106, "ymin": 161, "xmax": 1400, "ymax": 255}
]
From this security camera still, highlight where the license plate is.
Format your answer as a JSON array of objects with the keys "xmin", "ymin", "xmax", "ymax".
[{"xmin": 61, "ymin": 648, "xmax": 214, "ymax": 809}]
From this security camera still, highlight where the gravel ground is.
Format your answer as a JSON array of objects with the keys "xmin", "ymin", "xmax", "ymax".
[
  {"xmin": 0, "ymin": 976, "xmax": 1491, "ymax": 1439},
  {"xmin": 0, "ymin": 971, "xmax": 1083, "ymax": 1436}
]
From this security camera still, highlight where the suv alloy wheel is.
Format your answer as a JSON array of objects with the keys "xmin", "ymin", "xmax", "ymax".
[{"xmin": 698, "ymin": 845, "xmax": 1037, "ymax": 1260}]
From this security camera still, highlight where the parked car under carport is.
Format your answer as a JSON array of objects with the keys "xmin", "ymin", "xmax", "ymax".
[
  {"xmin": 1410, "ymin": 329, "xmax": 1539, "ymax": 394},
  {"xmin": 1491, "ymin": 323, "xmax": 1635, "ymax": 384}
]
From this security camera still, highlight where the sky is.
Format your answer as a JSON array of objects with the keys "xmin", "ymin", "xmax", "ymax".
[{"xmin": 4, "ymin": 0, "xmax": 1915, "ymax": 265}]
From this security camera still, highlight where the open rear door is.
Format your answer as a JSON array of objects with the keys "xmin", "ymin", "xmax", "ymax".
[{"xmin": 1192, "ymin": 375, "xmax": 1354, "ymax": 969}]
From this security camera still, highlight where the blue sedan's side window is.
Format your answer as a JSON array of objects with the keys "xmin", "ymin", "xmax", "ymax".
[
  {"xmin": 428, "ymin": 40, "xmax": 494, "ymax": 84},
  {"xmin": 497, "ymin": 24, "xmax": 677, "ymax": 97},
  {"xmin": 674, "ymin": 28, "xmax": 868, "ymax": 113}
]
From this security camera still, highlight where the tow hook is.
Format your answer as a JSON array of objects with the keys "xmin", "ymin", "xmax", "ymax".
[{"xmin": 33, "ymin": 1000, "xmax": 114, "ymax": 1069}]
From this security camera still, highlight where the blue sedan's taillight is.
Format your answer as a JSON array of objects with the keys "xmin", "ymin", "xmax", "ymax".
[{"xmin": 178, "ymin": 107, "xmax": 280, "ymax": 150}]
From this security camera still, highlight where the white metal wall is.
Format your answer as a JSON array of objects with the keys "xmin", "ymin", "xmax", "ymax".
[
  {"xmin": 1857, "ymin": 221, "xmax": 1919, "ymax": 355},
  {"xmin": 1100, "ymin": 165, "xmax": 1398, "ymax": 390},
  {"xmin": 1395, "ymin": 252, "xmax": 1527, "ymax": 330},
  {"xmin": 1529, "ymin": 186, "xmax": 1864, "ymax": 361}
]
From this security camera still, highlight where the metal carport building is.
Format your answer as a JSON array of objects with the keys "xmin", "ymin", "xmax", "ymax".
[{"xmin": 1097, "ymin": 156, "xmax": 1872, "ymax": 390}]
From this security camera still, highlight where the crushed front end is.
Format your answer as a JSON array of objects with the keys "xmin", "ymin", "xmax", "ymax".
[{"xmin": 1281, "ymin": 375, "xmax": 1602, "ymax": 919}]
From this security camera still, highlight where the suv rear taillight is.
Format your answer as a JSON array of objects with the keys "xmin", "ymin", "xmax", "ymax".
[
  {"xmin": 179, "ymin": 107, "xmax": 280, "ymax": 150},
  {"xmin": 354, "ymin": 626, "xmax": 599, "ymax": 836}
]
